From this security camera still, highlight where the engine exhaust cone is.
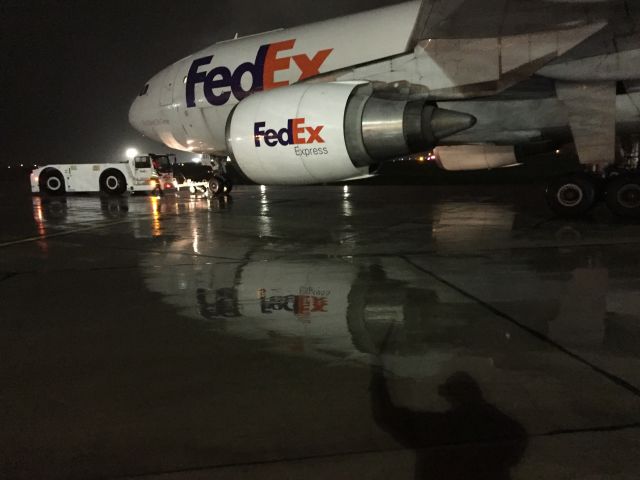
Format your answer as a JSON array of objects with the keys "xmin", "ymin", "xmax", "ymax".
[
  {"xmin": 404, "ymin": 102, "xmax": 477, "ymax": 153},
  {"xmin": 430, "ymin": 108, "xmax": 477, "ymax": 140},
  {"xmin": 345, "ymin": 91, "xmax": 478, "ymax": 167}
]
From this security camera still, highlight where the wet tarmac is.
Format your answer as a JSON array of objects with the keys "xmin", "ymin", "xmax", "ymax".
[{"xmin": 1, "ymin": 184, "xmax": 639, "ymax": 479}]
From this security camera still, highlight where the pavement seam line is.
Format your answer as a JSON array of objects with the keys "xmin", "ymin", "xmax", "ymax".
[
  {"xmin": 0, "ymin": 272, "xmax": 18, "ymax": 283},
  {"xmin": 109, "ymin": 422, "xmax": 640, "ymax": 480},
  {"xmin": 0, "ymin": 219, "xmax": 133, "ymax": 248},
  {"xmin": 0, "ymin": 198, "xmax": 222, "ymax": 249},
  {"xmin": 542, "ymin": 421, "xmax": 640, "ymax": 437},
  {"xmin": 400, "ymin": 255, "xmax": 640, "ymax": 399}
]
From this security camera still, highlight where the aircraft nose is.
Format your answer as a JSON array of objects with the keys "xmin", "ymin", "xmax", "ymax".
[
  {"xmin": 128, "ymin": 90, "xmax": 162, "ymax": 143},
  {"xmin": 128, "ymin": 96, "xmax": 145, "ymax": 135}
]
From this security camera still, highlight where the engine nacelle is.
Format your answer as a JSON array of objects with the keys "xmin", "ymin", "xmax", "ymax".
[
  {"xmin": 226, "ymin": 82, "xmax": 476, "ymax": 185},
  {"xmin": 434, "ymin": 145, "xmax": 519, "ymax": 171}
]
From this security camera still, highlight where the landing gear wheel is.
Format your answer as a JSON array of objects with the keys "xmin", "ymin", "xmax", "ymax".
[
  {"xmin": 40, "ymin": 170, "xmax": 65, "ymax": 196},
  {"xmin": 222, "ymin": 177, "xmax": 233, "ymax": 194},
  {"xmin": 209, "ymin": 176, "xmax": 225, "ymax": 196},
  {"xmin": 100, "ymin": 170, "xmax": 127, "ymax": 196},
  {"xmin": 605, "ymin": 175, "xmax": 640, "ymax": 219},
  {"xmin": 545, "ymin": 173, "xmax": 597, "ymax": 217}
]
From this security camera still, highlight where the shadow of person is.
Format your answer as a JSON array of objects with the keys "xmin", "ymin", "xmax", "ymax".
[{"xmin": 371, "ymin": 369, "xmax": 528, "ymax": 480}]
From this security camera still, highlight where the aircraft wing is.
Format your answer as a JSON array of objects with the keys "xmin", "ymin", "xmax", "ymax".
[
  {"xmin": 404, "ymin": 0, "xmax": 632, "ymax": 167},
  {"xmin": 408, "ymin": 0, "xmax": 626, "ymax": 45},
  {"xmin": 327, "ymin": 6, "xmax": 607, "ymax": 102}
]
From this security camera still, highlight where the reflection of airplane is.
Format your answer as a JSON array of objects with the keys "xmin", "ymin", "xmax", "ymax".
[
  {"xmin": 142, "ymin": 247, "xmax": 640, "ymax": 370},
  {"xmin": 140, "ymin": 231, "xmax": 640, "ymax": 432},
  {"xmin": 130, "ymin": 1, "xmax": 640, "ymax": 217}
]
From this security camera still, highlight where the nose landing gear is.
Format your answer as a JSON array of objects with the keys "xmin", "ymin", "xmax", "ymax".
[
  {"xmin": 206, "ymin": 156, "xmax": 234, "ymax": 197},
  {"xmin": 208, "ymin": 175, "xmax": 233, "ymax": 196}
]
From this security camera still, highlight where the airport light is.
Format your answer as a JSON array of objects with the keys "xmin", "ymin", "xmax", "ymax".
[{"xmin": 126, "ymin": 148, "xmax": 139, "ymax": 160}]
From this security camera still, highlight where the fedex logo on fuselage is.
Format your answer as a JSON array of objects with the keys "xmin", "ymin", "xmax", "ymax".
[
  {"xmin": 186, "ymin": 39, "xmax": 333, "ymax": 108},
  {"xmin": 254, "ymin": 118, "xmax": 325, "ymax": 148}
]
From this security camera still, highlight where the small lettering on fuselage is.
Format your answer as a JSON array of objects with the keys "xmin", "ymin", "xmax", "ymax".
[{"xmin": 186, "ymin": 39, "xmax": 333, "ymax": 107}]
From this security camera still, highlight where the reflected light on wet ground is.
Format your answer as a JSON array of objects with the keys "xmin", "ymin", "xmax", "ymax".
[{"xmin": 1, "ymin": 185, "xmax": 640, "ymax": 480}]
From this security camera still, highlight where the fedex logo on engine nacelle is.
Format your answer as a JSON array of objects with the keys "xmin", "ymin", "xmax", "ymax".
[
  {"xmin": 254, "ymin": 118, "xmax": 325, "ymax": 148},
  {"xmin": 186, "ymin": 40, "xmax": 333, "ymax": 108}
]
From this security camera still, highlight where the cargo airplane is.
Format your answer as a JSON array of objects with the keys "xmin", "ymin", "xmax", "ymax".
[{"xmin": 129, "ymin": 0, "xmax": 640, "ymax": 218}]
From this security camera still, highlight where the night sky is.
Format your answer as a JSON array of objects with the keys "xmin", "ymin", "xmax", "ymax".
[{"xmin": 1, "ymin": 0, "xmax": 403, "ymax": 168}]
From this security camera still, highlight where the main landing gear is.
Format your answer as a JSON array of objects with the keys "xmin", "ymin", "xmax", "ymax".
[
  {"xmin": 545, "ymin": 173, "xmax": 598, "ymax": 217},
  {"xmin": 546, "ymin": 171, "xmax": 640, "ymax": 219},
  {"xmin": 605, "ymin": 174, "xmax": 640, "ymax": 218}
]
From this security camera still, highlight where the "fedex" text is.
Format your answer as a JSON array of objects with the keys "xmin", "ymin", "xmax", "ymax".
[{"xmin": 186, "ymin": 39, "xmax": 333, "ymax": 107}]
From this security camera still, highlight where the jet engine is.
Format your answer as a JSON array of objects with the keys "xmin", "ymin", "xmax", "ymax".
[{"xmin": 226, "ymin": 82, "xmax": 476, "ymax": 185}]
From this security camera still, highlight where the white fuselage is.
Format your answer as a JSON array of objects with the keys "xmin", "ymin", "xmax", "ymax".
[
  {"xmin": 129, "ymin": 0, "xmax": 640, "ymax": 184},
  {"xmin": 128, "ymin": 2, "xmax": 421, "ymax": 155}
]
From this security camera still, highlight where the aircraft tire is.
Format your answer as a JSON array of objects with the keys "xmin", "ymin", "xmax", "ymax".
[
  {"xmin": 605, "ymin": 175, "xmax": 640, "ymax": 219},
  {"xmin": 222, "ymin": 176, "xmax": 233, "ymax": 194},
  {"xmin": 100, "ymin": 170, "xmax": 127, "ymax": 196},
  {"xmin": 545, "ymin": 173, "xmax": 597, "ymax": 217},
  {"xmin": 209, "ymin": 176, "xmax": 225, "ymax": 196},
  {"xmin": 40, "ymin": 169, "xmax": 66, "ymax": 196}
]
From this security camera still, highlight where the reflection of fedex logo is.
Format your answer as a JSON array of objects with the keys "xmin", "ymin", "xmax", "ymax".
[
  {"xmin": 186, "ymin": 39, "xmax": 333, "ymax": 107},
  {"xmin": 254, "ymin": 118, "xmax": 325, "ymax": 148},
  {"xmin": 259, "ymin": 289, "xmax": 329, "ymax": 316}
]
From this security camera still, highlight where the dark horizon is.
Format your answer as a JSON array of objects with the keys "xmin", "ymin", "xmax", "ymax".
[{"xmin": 1, "ymin": 0, "xmax": 402, "ymax": 168}]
